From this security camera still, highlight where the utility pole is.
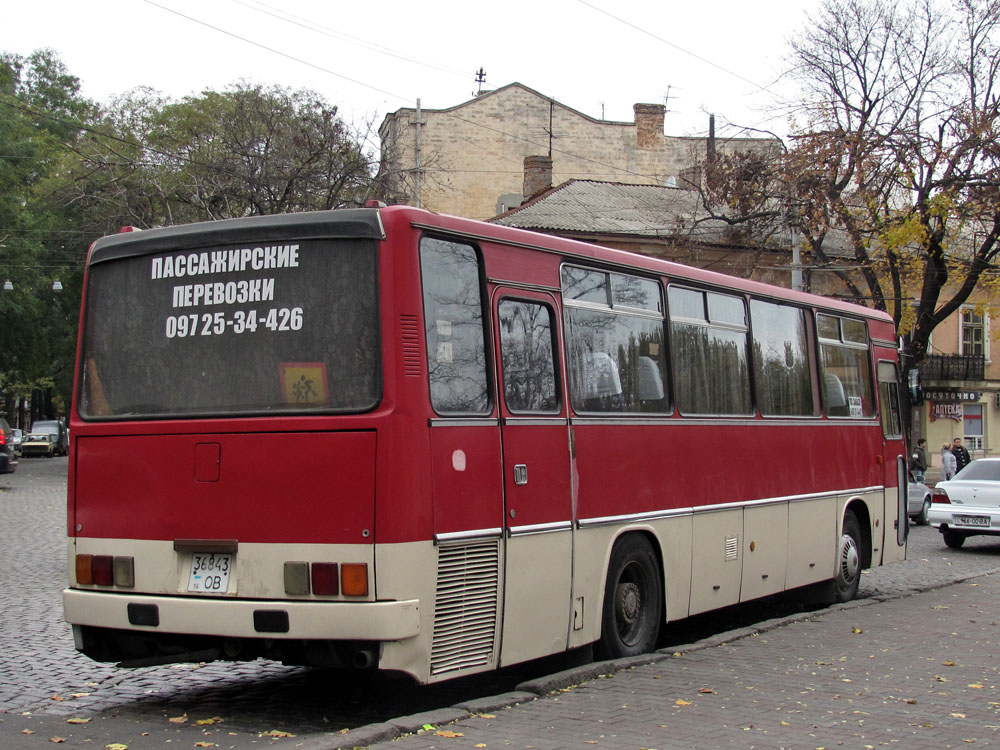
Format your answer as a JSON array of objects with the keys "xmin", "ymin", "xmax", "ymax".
[{"xmin": 414, "ymin": 98, "xmax": 422, "ymax": 209}]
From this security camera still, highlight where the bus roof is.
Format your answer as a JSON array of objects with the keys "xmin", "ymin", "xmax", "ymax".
[{"xmin": 85, "ymin": 204, "xmax": 892, "ymax": 325}]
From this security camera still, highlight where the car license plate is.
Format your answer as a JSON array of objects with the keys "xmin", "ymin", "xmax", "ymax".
[
  {"xmin": 187, "ymin": 552, "xmax": 233, "ymax": 593},
  {"xmin": 954, "ymin": 514, "xmax": 990, "ymax": 528}
]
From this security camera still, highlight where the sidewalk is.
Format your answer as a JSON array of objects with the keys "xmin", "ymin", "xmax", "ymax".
[
  {"xmin": 327, "ymin": 573, "xmax": 1000, "ymax": 750},
  {"xmin": 3, "ymin": 572, "xmax": 998, "ymax": 749}
]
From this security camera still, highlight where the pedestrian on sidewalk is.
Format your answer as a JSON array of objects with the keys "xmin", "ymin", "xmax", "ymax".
[
  {"xmin": 941, "ymin": 443, "xmax": 957, "ymax": 480},
  {"xmin": 952, "ymin": 437, "xmax": 971, "ymax": 474},
  {"xmin": 909, "ymin": 438, "xmax": 928, "ymax": 482}
]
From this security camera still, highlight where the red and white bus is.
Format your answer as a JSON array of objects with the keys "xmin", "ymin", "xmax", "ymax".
[{"xmin": 64, "ymin": 205, "xmax": 908, "ymax": 683}]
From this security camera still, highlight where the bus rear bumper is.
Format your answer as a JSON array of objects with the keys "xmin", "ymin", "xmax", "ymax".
[{"xmin": 63, "ymin": 588, "xmax": 420, "ymax": 641}]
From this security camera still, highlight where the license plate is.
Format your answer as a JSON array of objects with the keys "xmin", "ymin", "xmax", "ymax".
[
  {"xmin": 954, "ymin": 514, "xmax": 990, "ymax": 528},
  {"xmin": 187, "ymin": 552, "xmax": 233, "ymax": 593}
]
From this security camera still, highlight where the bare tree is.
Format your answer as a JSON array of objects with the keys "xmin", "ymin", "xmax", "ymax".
[{"xmin": 707, "ymin": 0, "xmax": 1000, "ymax": 374}]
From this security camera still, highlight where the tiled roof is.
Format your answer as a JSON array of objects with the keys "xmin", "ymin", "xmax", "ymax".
[{"xmin": 491, "ymin": 180, "xmax": 763, "ymax": 247}]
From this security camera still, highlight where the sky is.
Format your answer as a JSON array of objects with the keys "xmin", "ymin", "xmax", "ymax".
[{"xmin": 5, "ymin": 0, "xmax": 819, "ymax": 147}]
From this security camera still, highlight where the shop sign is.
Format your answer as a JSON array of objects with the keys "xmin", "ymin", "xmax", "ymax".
[
  {"xmin": 930, "ymin": 402, "xmax": 963, "ymax": 422},
  {"xmin": 924, "ymin": 390, "xmax": 981, "ymax": 403}
]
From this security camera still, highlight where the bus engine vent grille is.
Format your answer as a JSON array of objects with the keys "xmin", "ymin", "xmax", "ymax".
[
  {"xmin": 400, "ymin": 314, "xmax": 423, "ymax": 376},
  {"xmin": 430, "ymin": 539, "xmax": 500, "ymax": 676}
]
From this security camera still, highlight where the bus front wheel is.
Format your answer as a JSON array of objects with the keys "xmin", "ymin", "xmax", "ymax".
[{"xmin": 596, "ymin": 534, "xmax": 662, "ymax": 660}]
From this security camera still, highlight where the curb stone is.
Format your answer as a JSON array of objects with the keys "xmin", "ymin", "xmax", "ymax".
[
  {"xmin": 455, "ymin": 690, "xmax": 537, "ymax": 713},
  {"xmin": 387, "ymin": 706, "xmax": 470, "ymax": 734},
  {"xmin": 296, "ymin": 721, "xmax": 400, "ymax": 750}
]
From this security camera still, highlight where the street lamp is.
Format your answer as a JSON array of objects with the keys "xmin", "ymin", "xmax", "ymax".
[{"xmin": 2, "ymin": 279, "xmax": 62, "ymax": 292}]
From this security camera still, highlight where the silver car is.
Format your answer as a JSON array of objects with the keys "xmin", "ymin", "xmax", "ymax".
[
  {"xmin": 928, "ymin": 457, "xmax": 1000, "ymax": 548},
  {"xmin": 908, "ymin": 477, "xmax": 932, "ymax": 525}
]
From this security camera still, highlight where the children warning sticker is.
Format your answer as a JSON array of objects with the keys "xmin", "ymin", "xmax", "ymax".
[{"xmin": 279, "ymin": 362, "xmax": 328, "ymax": 405}]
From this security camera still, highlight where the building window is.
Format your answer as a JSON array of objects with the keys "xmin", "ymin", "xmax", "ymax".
[
  {"xmin": 964, "ymin": 403, "xmax": 984, "ymax": 452},
  {"xmin": 960, "ymin": 308, "xmax": 987, "ymax": 359}
]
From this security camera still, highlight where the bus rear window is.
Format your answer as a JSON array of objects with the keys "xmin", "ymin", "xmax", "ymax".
[{"xmin": 80, "ymin": 238, "xmax": 380, "ymax": 419}]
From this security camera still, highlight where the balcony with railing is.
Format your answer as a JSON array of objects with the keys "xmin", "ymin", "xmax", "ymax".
[{"xmin": 919, "ymin": 354, "xmax": 986, "ymax": 382}]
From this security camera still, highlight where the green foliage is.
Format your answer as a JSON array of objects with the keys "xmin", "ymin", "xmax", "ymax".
[
  {"xmin": 0, "ymin": 49, "xmax": 91, "ymax": 423},
  {"xmin": 1, "ymin": 52, "xmax": 378, "ymax": 425}
]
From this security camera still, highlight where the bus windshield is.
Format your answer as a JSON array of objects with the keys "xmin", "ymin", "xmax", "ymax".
[{"xmin": 79, "ymin": 237, "xmax": 380, "ymax": 419}]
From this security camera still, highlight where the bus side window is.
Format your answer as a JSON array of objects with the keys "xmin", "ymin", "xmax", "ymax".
[
  {"xmin": 561, "ymin": 266, "xmax": 669, "ymax": 415},
  {"xmin": 817, "ymin": 314, "xmax": 874, "ymax": 418},
  {"xmin": 498, "ymin": 299, "xmax": 559, "ymax": 413},
  {"xmin": 420, "ymin": 237, "xmax": 490, "ymax": 414}
]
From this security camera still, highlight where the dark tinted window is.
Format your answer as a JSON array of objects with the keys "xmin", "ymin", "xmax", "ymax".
[
  {"xmin": 750, "ymin": 301, "xmax": 815, "ymax": 416},
  {"xmin": 669, "ymin": 287, "xmax": 752, "ymax": 416},
  {"xmin": 420, "ymin": 237, "xmax": 490, "ymax": 414},
  {"xmin": 562, "ymin": 266, "xmax": 668, "ymax": 414},
  {"xmin": 499, "ymin": 300, "xmax": 558, "ymax": 413},
  {"xmin": 80, "ymin": 238, "xmax": 380, "ymax": 418}
]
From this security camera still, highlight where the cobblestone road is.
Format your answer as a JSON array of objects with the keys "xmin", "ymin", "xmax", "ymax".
[{"xmin": 1, "ymin": 457, "xmax": 999, "ymax": 748}]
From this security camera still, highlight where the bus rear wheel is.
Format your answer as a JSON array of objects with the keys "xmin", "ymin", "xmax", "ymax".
[
  {"xmin": 832, "ymin": 511, "xmax": 862, "ymax": 603},
  {"xmin": 596, "ymin": 535, "xmax": 662, "ymax": 660}
]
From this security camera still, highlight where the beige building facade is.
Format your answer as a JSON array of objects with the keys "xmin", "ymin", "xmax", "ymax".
[
  {"xmin": 916, "ymin": 299, "xmax": 1000, "ymax": 470},
  {"xmin": 378, "ymin": 83, "xmax": 777, "ymax": 220}
]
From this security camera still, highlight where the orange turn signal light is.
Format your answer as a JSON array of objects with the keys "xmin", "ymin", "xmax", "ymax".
[{"xmin": 340, "ymin": 563, "xmax": 368, "ymax": 597}]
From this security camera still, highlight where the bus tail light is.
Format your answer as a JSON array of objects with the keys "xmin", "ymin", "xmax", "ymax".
[
  {"xmin": 932, "ymin": 488, "xmax": 951, "ymax": 504},
  {"xmin": 341, "ymin": 563, "xmax": 368, "ymax": 597},
  {"xmin": 92, "ymin": 555, "xmax": 114, "ymax": 586},
  {"xmin": 75, "ymin": 554, "xmax": 134, "ymax": 587},
  {"xmin": 76, "ymin": 554, "xmax": 93, "ymax": 584},
  {"xmin": 310, "ymin": 563, "xmax": 339, "ymax": 596},
  {"xmin": 113, "ymin": 556, "xmax": 135, "ymax": 588}
]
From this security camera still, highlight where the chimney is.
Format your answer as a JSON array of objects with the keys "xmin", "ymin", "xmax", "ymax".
[
  {"xmin": 523, "ymin": 155, "xmax": 553, "ymax": 199},
  {"xmin": 708, "ymin": 114, "xmax": 716, "ymax": 163},
  {"xmin": 634, "ymin": 103, "xmax": 665, "ymax": 149}
]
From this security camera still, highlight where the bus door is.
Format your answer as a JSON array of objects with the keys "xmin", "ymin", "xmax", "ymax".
[
  {"xmin": 876, "ymin": 357, "xmax": 908, "ymax": 562},
  {"xmin": 493, "ymin": 290, "xmax": 574, "ymax": 666}
]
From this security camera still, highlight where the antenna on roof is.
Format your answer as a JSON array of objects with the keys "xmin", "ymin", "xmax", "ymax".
[{"xmin": 474, "ymin": 67, "xmax": 487, "ymax": 96}]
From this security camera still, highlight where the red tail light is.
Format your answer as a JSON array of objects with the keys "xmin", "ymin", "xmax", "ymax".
[
  {"xmin": 0, "ymin": 431, "xmax": 6, "ymax": 445},
  {"xmin": 932, "ymin": 488, "xmax": 951, "ymax": 504}
]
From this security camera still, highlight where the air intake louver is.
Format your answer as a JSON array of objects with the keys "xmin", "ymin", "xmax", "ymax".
[{"xmin": 430, "ymin": 540, "xmax": 500, "ymax": 676}]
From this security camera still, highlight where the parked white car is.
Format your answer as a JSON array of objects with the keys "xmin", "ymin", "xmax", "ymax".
[{"xmin": 928, "ymin": 457, "xmax": 1000, "ymax": 548}]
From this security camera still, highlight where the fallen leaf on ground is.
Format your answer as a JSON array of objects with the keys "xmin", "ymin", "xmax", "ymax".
[
  {"xmin": 105, "ymin": 744, "xmax": 128, "ymax": 750},
  {"xmin": 259, "ymin": 730, "xmax": 295, "ymax": 738},
  {"xmin": 699, "ymin": 688, "xmax": 715, "ymax": 694},
  {"xmin": 168, "ymin": 714, "xmax": 188, "ymax": 724},
  {"xmin": 195, "ymin": 717, "xmax": 224, "ymax": 725},
  {"xmin": 49, "ymin": 738, "xmax": 67, "ymax": 744},
  {"xmin": 65, "ymin": 718, "xmax": 90, "ymax": 725},
  {"xmin": 436, "ymin": 730, "xmax": 464, "ymax": 738},
  {"xmin": 675, "ymin": 699, "xmax": 693, "ymax": 706}
]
